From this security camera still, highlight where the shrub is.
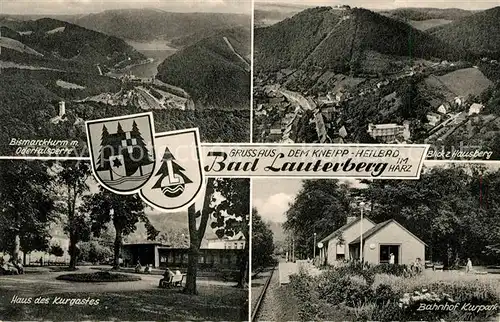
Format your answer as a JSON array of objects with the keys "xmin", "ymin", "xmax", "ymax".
[
  {"xmin": 373, "ymin": 283, "xmax": 399, "ymax": 306},
  {"xmin": 317, "ymin": 272, "xmax": 373, "ymax": 307},
  {"xmin": 371, "ymin": 301, "xmax": 404, "ymax": 321},
  {"xmin": 370, "ymin": 263, "xmax": 409, "ymax": 276},
  {"xmin": 351, "ymin": 303, "xmax": 377, "ymax": 321},
  {"xmin": 78, "ymin": 241, "xmax": 112, "ymax": 264},
  {"xmin": 289, "ymin": 272, "xmax": 320, "ymax": 320},
  {"xmin": 49, "ymin": 245, "xmax": 65, "ymax": 257}
]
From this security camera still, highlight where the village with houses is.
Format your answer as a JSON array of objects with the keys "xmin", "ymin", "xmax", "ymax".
[
  {"xmin": 75, "ymin": 75, "xmax": 194, "ymax": 111},
  {"xmin": 253, "ymin": 57, "xmax": 499, "ymax": 148},
  {"xmin": 253, "ymin": 2, "xmax": 500, "ymax": 159}
]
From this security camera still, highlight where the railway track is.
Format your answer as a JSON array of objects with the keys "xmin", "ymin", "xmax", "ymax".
[{"xmin": 251, "ymin": 267, "xmax": 275, "ymax": 322}]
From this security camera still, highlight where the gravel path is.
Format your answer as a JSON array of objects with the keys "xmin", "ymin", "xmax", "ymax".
[{"xmin": 254, "ymin": 267, "xmax": 279, "ymax": 322}]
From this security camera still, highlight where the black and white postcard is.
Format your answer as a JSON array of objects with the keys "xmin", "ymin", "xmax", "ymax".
[
  {"xmin": 0, "ymin": 159, "xmax": 249, "ymax": 321},
  {"xmin": 253, "ymin": 0, "xmax": 500, "ymax": 160},
  {"xmin": 0, "ymin": 0, "xmax": 251, "ymax": 157},
  {"xmin": 251, "ymin": 162, "xmax": 500, "ymax": 321}
]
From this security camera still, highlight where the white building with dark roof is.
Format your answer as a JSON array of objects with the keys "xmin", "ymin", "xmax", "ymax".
[{"xmin": 318, "ymin": 217, "xmax": 426, "ymax": 266}]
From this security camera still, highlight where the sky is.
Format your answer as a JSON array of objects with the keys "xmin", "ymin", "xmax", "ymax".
[
  {"xmin": 252, "ymin": 178, "xmax": 366, "ymax": 223},
  {"xmin": 258, "ymin": 0, "xmax": 499, "ymax": 10},
  {"xmin": 1, "ymin": 0, "xmax": 251, "ymax": 15}
]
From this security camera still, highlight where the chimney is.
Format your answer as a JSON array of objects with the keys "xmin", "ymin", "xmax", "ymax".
[
  {"xmin": 346, "ymin": 216, "xmax": 357, "ymax": 224},
  {"xmin": 58, "ymin": 101, "xmax": 66, "ymax": 117}
]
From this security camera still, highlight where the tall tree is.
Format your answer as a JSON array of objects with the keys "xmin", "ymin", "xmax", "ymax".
[
  {"xmin": 53, "ymin": 160, "xmax": 92, "ymax": 269},
  {"xmin": 183, "ymin": 178, "xmax": 215, "ymax": 295},
  {"xmin": 84, "ymin": 189, "xmax": 158, "ymax": 269},
  {"xmin": 210, "ymin": 178, "xmax": 250, "ymax": 288},
  {"xmin": 362, "ymin": 165, "xmax": 500, "ymax": 268},
  {"xmin": 252, "ymin": 208, "xmax": 275, "ymax": 271},
  {"xmin": 183, "ymin": 178, "xmax": 250, "ymax": 294},
  {"xmin": 284, "ymin": 180, "xmax": 354, "ymax": 259},
  {"xmin": 0, "ymin": 160, "xmax": 56, "ymax": 263}
]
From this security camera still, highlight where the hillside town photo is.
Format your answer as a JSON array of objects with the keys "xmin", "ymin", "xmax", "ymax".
[
  {"xmin": 251, "ymin": 164, "xmax": 500, "ymax": 321},
  {"xmin": 0, "ymin": 0, "xmax": 251, "ymax": 156},
  {"xmin": 253, "ymin": 0, "xmax": 500, "ymax": 160},
  {"xmin": 0, "ymin": 160, "xmax": 249, "ymax": 321}
]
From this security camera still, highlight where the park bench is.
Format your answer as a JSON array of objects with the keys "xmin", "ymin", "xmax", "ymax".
[{"xmin": 159, "ymin": 274, "xmax": 185, "ymax": 288}]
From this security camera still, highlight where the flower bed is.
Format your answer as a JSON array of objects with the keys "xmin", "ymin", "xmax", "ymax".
[{"xmin": 288, "ymin": 263, "xmax": 500, "ymax": 321}]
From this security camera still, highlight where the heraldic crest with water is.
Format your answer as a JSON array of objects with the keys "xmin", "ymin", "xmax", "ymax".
[{"xmin": 86, "ymin": 112, "xmax": 156, "ymax": 194}]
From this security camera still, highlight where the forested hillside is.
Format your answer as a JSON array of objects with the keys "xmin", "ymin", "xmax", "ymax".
[
  {"xmin": 254, "ymin": 7, "xmax": 459, "ymax": 74},
  {"xmin": 0, "ymin": 18, "xmax": 145, "ymax": 71},
  {"xmin": 65, "ymin": 9, "xmax": 250, "ymax": 42},
  {"xmin": 383, "ymin": 7, "xmax": 474, "ymax": 21},
  {"xmin": 157, "ymin": 27, "xmax": 250, "ymax": 110},
  {"xmin": 430, "ymin": 6, "xmax": 500, "ymax": 59}
]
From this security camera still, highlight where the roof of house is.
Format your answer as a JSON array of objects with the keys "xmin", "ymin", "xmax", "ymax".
[
  {"xmin": 206, "ymin": 231, "xmax": 246, "ymax": 241},
  {"xmin": 349, "ymin": 219, "xmax": 427, "ymax": 246},
  {"xmin": 371, "ymin": 123, "xmax": 401, "ymax": 129},
  {"xmin": 123, "ymin": 241, "xmax": 166, "ymax": 247},
  {"xmin": 319, "ymin": 217, "xmax": 376, "ymax": 243}
]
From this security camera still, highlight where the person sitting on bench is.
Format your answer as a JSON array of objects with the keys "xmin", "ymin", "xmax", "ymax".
[
  {"xmin": 159, "ymin": 267, "xmax": 175, "ymax": 288},
  {"xmin": 173, "ymin": 269, "xmax": 183, "ymax": 286}
]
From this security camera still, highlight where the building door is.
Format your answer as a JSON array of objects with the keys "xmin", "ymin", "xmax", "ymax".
[{"xmin": 379, "ymin": 245, "xmax": 400, "ymax": 264}]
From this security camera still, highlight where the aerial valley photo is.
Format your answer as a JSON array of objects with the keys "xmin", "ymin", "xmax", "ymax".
[
  {"xmin": 253, "ymin": 0, "xmax": 500, "ymax": 160},
  {"xmin": 0, "ymin": 0, "xmax": 251, "ymax": 156}
]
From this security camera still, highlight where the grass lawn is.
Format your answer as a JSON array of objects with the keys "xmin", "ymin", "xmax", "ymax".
[{"xmin": 0, "ymin": 285, "xmax": 247, "ymax": 321}]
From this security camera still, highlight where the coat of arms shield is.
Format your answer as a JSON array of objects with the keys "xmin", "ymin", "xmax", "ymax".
[
  {"xmin": 140, "ymin": 128, "xmax": 204, "ymax": 211},
  {"xmin": 86, "ymin": 112, "xmax": 156, "ymax": 194}
]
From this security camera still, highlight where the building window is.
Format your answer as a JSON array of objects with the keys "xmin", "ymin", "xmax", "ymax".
[{"xmin": 379, "ymin": 245, "xmax": 400, "ymax": 264}]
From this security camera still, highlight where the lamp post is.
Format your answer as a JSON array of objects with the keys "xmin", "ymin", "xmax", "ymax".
[
  {"xmin": 359, "ymin": 202, "xmax": 365, "ymax": 264},
  {"xmin": 313, "ymin": 233, "xmax": 317, "ymax": 260},
  {"xmin": 317, "ymin": 242, "xmax": 324, "ymax": 266}
]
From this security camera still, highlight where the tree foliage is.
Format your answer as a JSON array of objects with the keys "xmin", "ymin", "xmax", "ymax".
[
  {"xmin": 184, "ymin": 178, "xmax": 250, "ymax": 294},
  {"xmin": 78, "ymin": 241, "xmax": 113, "ymax": 264},
  {"xmin": 361, "ymin": 165, "xmax": 500, "ymax": 267},
  {"xmin": 52, "ymin": 160, "xmax": 92, "ymax": 269},
  {"xmin": 284, "ymin": 166, "xmax": 500, "ymax": 267},
  {"xmin": 157, "ymin": 27, "xmax": 250, "ymax": 110},
  {"xmin": 284, "ymin": 179, "xmax": 353, "ymax": 259},
  {"xmin": 251, "ymin": 208, "xmax": 275, "ymax": 270},
  {"xmin": 49, "ymin": 244, "xmax": 65, "ymax": 257},
  {"xmin": 0, "ymin": 160, "xmax": 56, "ymax": 261},
  {"xmin": 83, "ymin": 189, "xmax": 158, "ymax": 269}
]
